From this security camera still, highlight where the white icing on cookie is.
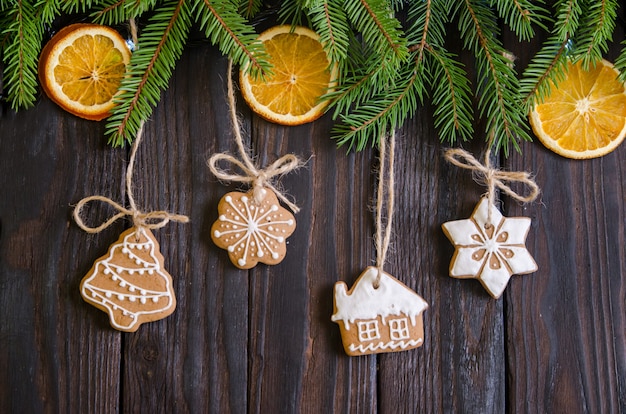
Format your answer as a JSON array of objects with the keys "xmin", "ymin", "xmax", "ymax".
[
  {"xmin": 332, "ymin": 267, "xmax": 428, "ymax": 330},
  {"xmin": 212, "ymin": 191, "xmax": 296, "ymax": 268},
  {"xmin": 442, "ymin": 197, "xmax": 537, "ymax": 298},
  {"xmin": 80, "ymin": 227, "xmax": 175, "ymax": 331},
  {"xmin": 349, "ymin": 338, "xmax": 423, "ymax": 353}
]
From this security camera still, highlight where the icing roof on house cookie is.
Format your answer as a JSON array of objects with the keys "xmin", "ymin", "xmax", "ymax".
[{"xmin": 332, "ymin": 267, "xmax": 428, "ymax": 329}]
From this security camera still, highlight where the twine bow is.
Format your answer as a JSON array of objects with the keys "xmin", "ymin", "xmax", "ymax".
[
  {"xmin": 444, "ymin": 147, "xmax": 540, "ymax": 225},
  {"xmin": 208, "ymin": 152, "xmax": 303, "ymax": 212},
  {"xmin": 207, "ymin": 59, "xmax": 305, "ymax": 213},
  {"xmin": 73, "ymin": 123, "xmax": 189, "ymax": 234}
]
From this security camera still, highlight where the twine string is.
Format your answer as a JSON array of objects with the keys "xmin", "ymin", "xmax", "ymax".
[
  {"xmin": 73, "ymin": 121, "xmax": 189, "ymax": 233},
  {"xmin": 373, "ymin": 132, "xmax": 396, "ymax": 288},
  {"xmin": 73, "ymin": 17, "xmax": 188, "ymax": 233},
  {"xmin": 206, "ymin": 59, "xmax": 304, "ymax": 213},
  {"xmin": 444, "ymin": 147, "xmax": 540, "ymax": 226}
]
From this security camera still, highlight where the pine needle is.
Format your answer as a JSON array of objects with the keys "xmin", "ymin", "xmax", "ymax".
[{"xmin": 105, "ymin": 0, "xmax": 192, "ymax": 146}]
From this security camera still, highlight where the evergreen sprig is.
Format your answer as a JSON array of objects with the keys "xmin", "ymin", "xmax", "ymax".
[
  {"xmin": 309, "ymin": 0, "xmax": 350, "ymax": 66},
  {"xmin": 2, "ymin": 0, "xmax": 42, "ymax": 110},
  {"xmin": 518, "ymin": 0, "xmax": 580, "ymax": 111},
  {"xmin": 106, "ymin": 0, "xmax": 192, "ymax": 146},
  {"xmin": 519, "ymin": 0, "xmax": 621, "ymax": 112},
  {"xmin": 1, "ymin": 0, "xmax": 625, "ymax": 153},
  {"xmin": 193, "ymin": 0, "xmax": 269, "ymax": 78},
  {"xmin": 576, "ymin": 0, "xmax": 618, "ymax": 68},
  {"xmin": 457, "ymin": 0, "xmax": 530, "ymax": 155}
]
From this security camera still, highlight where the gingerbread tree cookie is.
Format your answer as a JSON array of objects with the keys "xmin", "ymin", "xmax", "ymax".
[{"xmin": 80, "ymin": 227, "xmax": 176, "ymax": 332}]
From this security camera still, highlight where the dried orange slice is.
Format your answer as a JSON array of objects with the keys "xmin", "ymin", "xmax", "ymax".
[
  {"xmin": 530, "ymin": 59, "xmax": 626, "ymax": 159},
  {"xmin": 239, "ymin": 25, "xmax": 337, "ymax": 125},
  {"xmin": 38, "ymin": 23, "xmax": 131, "ymax": 121}
]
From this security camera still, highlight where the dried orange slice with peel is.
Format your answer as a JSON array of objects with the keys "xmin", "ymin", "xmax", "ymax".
[
  {"xmin": 239, "ymin": 25, "xmax": 337, "ymax": 125},
  {"xmin": 38, "ymin": 23, "xmax": 131, "ymax": 121},
  {"xmin": 530, "ymin": 59, "xmax": 626, "ymax": 159}
]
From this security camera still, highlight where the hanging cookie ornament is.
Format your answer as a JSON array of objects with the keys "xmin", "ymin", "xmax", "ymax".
[
  {"xmin": 441, "ymin": 146, "xmax": 540, "ymax": 299},
  {"xmin": 73, "ymin": 123, "xmax": 189, "ymax": 332},
  {"xmin": 332, "ymin": 133, "xmax": 428, "ymax": 357},
  {"xmin": 208, "ymin": 60, "xmax": 304, "ymax": 269}
]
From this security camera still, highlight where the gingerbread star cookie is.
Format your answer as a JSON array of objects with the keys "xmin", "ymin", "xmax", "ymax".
[
  {"xmin": 80, "ymin": 226, "xmax": 177, "ymax": 331},
  {"xmin": 441, "ymin": 197, "xmax": 537, "ymax": 298},
  {"xmin": 211, "ymin": 189, "xmax": 296, "ymax": 269}
]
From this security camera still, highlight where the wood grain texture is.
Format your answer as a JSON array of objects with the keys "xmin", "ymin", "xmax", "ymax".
[
  {"xmin": 1, "ymin": 14, "xmax": 626, "ymax": 414},
  {"xmin": 502, "ymin": 11, "xmax": 626, "ymax": 414},
  {"xmin": 0, "ymin": 98, "xmax": 124, "ymax": 414}
]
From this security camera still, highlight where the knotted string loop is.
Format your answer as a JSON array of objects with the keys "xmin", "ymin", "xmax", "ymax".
[
  {"xmin": 444, "ymin": 147, "xmax": 540, "ymax": 225},
  {"xmin": 207, "ymin": 152, "xmax": 304, "ymax": 212},
  {"xmin": 207, "ymin": 59, "xmax": 305, "ymax": 213},
  {"xmin": 73, "ymin": 123, "xmax": 189, "ymax": 234}
]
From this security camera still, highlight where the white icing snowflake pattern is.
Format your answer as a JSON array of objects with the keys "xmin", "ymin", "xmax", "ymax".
[
  {"xmin": 211, "ymin": 189, "xmax": 296, "ymax": 269},
  {"xmin": 442, "ymin": 197, "xmax": 537, "ymax": 298}
]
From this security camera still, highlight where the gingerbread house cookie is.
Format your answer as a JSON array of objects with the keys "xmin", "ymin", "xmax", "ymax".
[{"xmin": 332, "ymin": 266, "xmax": 428, "ymax": 356}]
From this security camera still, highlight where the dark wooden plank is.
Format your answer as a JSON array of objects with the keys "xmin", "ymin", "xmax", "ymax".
[
  {"xmin": 503, "ymin": 12, "xmax": 626, "ymax": 413},
  {"xmin": 376, "ymin": 111, "xmax": 506, "ymax": 413},
  {"xmin": 506, "ymin": 140, "xmax": 626, "ymax": 413},
  {"xmin": 246, "ymin": 110, "xmax": 378, "ymax": 412},
  {"xmin": 0, "ymin": 100, "xmax": 124, "ymax": 413},
  {"xmin": 120, "ymin": 47, "xmax": 249, "ymax": 413}
]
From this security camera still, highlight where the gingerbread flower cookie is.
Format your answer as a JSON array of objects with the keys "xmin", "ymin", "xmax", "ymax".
[
  {"xmin": 442, "ymin": 197, "xmax": 537, "ymax": 298},
  {"xmin": 211, "ymin": 189, "xmax": 296, "ymax": 269},
  {"xmin": 80, "ymin": 227, "xmax": 176, "ymax": 332}
]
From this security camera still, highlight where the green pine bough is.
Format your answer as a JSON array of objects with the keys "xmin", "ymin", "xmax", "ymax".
[{"xmin": 0, "ymin": 0, "xmax": 624, "ymax": 154}]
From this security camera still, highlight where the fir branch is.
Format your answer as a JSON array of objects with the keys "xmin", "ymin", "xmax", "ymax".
[
  {"xmin": 308, "ymin": 0, "xmax": 350, "ymax": 66},
  {"xmin": 405, "ymin": 0, "xmax": 432, "ymax": 64},
  {"xmin": 278, "ymin": 0, "xmax": 309, "ymax": 26},
  {"xmin": 458, "ymin": 0, "xmax": 529, "ymax": 155},
  {"xmin": 332, "ymin": 63, "xmax": 424, "ymax": 150},
  {"xmin": 425, "ymin": 45, "xmax": 474, "ymax": 144},
  {"xmin": 343, "ymin": 0, "xmax": 408, "ymax": 68},
  {"xmin": 91, "ymin": 0, "xmax": 159, "ymax": 26},
  {"xmin": 329, "ymin": 42, "xmax": 391, "ymax": 119},
  {"xmin": 405, "ymin": 0, "xmax": 473, "ymax": 144},
  {"xmin": 2, "ymin": 0, "xmax": 42, "ymax": 109},
  {"xmin": 329, "ymin": 6, "xmax": 410, "ymax": 122},
  {"xmin": 553, "ymin": 0, "xmax": 583, "ymax": 40},
  {"xmin": 105, "ymin": 0, "xmax": 192, "ymax": 145},
  {"xmin": 575, "ymin": 0, "xmax": 618, "ymax": 68},
  {"xmin": 519, "ymin": 39, "xmax": 570, "ymax": 110},
  {"xmin": 490, "ymin": 0, "xmax": 548, "ymax": 41},
  {"xmin": 237, "ymin": 0, "xmax": 262, "ymax": 19},
  {"xmin": 61, "ymin": 0, "xmax": 108, "ymax": 13},
  {"xmin": 36, "ymin": 0, "xmax": 62, "ymax": 24},
  {"xmin": 519, "ymin": 0, "xmax": 583, "ymax": 110},
  {"xmin": 193, "ymin": 0, "xmax": 269, "ymax": 77},
  {"xmin": 90, "ymin": 1, "xmax": 129, "ymax": 26}
]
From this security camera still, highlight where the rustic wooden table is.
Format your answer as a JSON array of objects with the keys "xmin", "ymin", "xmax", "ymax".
[{"xmin": 1, "ymin": 19, "xmax": 625, "ymax": 414}]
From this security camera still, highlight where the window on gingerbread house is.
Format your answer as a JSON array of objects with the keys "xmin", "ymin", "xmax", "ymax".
[
  {"xmin": 357, "ymin": 320, "xmax": 380, "ymax": 342},
  {"xmin": 389, "ymin": 318, "xmax": 410, "ymax": 340}
]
